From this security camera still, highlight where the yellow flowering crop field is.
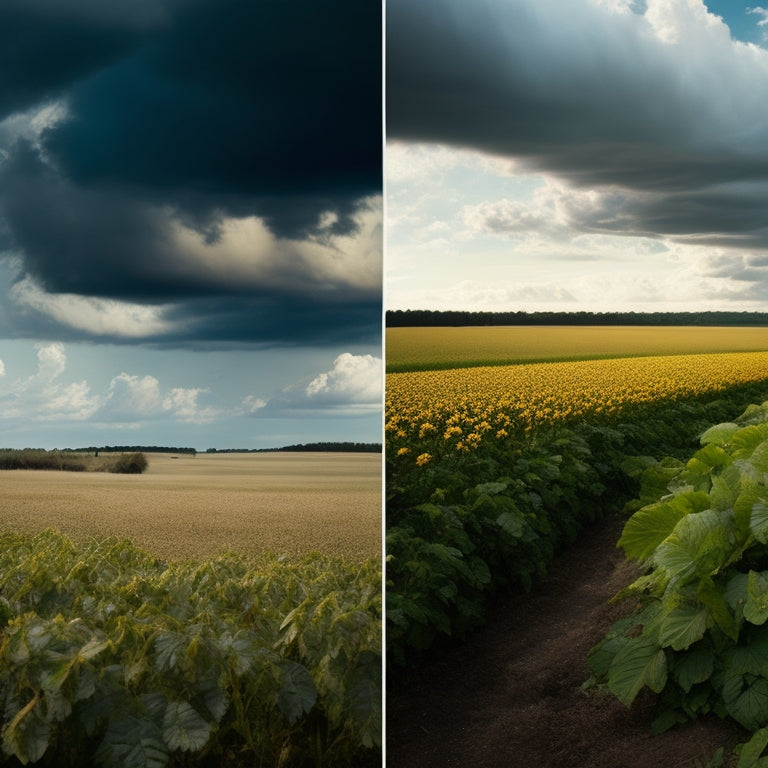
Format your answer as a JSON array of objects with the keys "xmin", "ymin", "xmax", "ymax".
[
  {"xmin": 386, "ymin": 351, "xmax": 768, "ymax": 464},
  {"xmin": 385, "ymin": 337, "xmax": 768, "ymax": 662},
  {"xmin": 386, "ymin": 325, "xmax": 768, "ymax": 372}
]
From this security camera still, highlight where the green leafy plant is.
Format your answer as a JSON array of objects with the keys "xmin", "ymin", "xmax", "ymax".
[
  {"xmin": 0, "ymin": 531, "xmax": 381, "ymax": 767},
  {"xmin": 387, "ymin": 380, "xmax": 768, "ymax": 669},
  {"xmin": 587, "ymin": 400, "xmax": 768, "ymax": 763}
]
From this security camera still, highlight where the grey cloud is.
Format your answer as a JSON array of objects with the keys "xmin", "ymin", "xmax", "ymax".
[
  {"xmin": 387, "ymin": 0, "xmax": 768, "ymax": 248},
  {"xmin": 0, "ymin": 0, "xmax": 382, "ymax": 346}
]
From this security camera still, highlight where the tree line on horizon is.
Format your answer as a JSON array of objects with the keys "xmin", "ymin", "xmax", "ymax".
[
  {"xmin": 71, "ymin": 445, "xmax": 199, "ymax": 455},
  {"xmin": 206, "ymin": 442, "xmax": 382, "ymax": 453},
  {"xmin": 386, "ymin": 309, "xmax": 768, "ymax": 327},
  {"xmin": 11, "ymin": 442, "xmax": 381, "ymax": 455}
]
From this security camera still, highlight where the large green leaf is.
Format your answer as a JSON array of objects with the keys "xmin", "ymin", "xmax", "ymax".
[
  {"xmin": 618, "ymin": 492, "xmax": 710, "ymax": 562},
  {"xmin": 697, "ymin": 576, "xmax": 739, "ymax": 641},
  {"xmin": 277, "ymin": 661, "xmax": 317, "ymax": 725},
  {"xmin": 653, "ymin": 508, "xmax": 731, "ymax": 582},
  {"xmin": 154, "ymin": 631, "xmax": 185, "ymax": 672},
  {"xmin": 162, "ymin": 701, "xmax": 211, "ymax": 752},
  {"xmin": 700, "ymin": 422, "xmax": 740, "ymax": 446},
  {"xmin": 608, "ymin": 635, "xmax": 667, "ymax": 707},
  {"xmin": 2, "ymin": 707, "xmax": 51, "ymax": 765},
  {"xmin": 726, "ymin": 634, "xmax": 768, "ymax": 678},
  {"xmin": 684, "ymin": 444, "xmax": 730, "ymax": 490},
  {"xmin": 673, "ymin": 647, "xmax": 714, "ymax": 692},
  {"xmin": 751, "ymin": 495, "xmax": 768, "ymax": 544},
  {"xmin": 732, "ymin": 425, "xmax": 768, "ymax": 459},
  {"xmin": 95, "ymin": 715, "xmax": 169, "ymax": 768},
  {"xmin": 745, "ymin": 571, "xmax": 768, "ymax": 625},
  {"xmin": 658, "ymin": 604, "xmax": 708, "ymax": 651},
  {"xmin": 722, "ymin": 675, "xmax": 768, "ymax": 731},
  {"xmin": 587, "ymin": 635, "xmax": 630, "ymax": 682},
  {"xmin": 750, "ymin": 441, "xmax": 768, "ymax": 474},
  {"xmin": 348, "ymin": 651, "xmax": 382, "ymax": 749},
  {"xmin": 496, "ymin": 511, "xmax": 525, "ymax": 539},
  {"xmin": 737, "ymin": 727, "xmax": 768, "ymax": 768}
]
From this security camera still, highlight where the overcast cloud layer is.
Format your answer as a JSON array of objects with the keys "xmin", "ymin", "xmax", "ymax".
[
  {"xmin": 0, "ymin": 0, "xmax": 382, "ymax": 346},
  {"xmin": 386, "ymin": 0, "xmax": 768, "ymax": 298}
]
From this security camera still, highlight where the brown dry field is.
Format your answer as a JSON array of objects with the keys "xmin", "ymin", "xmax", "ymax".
[{"xmin": 0, "ymin": 452, "xmax": 381, "ymax": 561}]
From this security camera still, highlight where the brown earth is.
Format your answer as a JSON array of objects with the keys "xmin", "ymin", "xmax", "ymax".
[{"xmin": 386, "ymin": 514, "xmax": 747, "ymax": 768}]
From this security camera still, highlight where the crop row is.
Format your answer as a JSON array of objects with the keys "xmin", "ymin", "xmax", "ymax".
[
  {"xmin": 587, "ymin": 400, "xmax": 768, "ymax": 765},
  {"xmin": 386, "ymin": 353, "xmax": 768, "ymax": 668},
  {"xmin": 0, "ymin": 531, "xmax": 381, "ymax": 767},
  {"xmin": 386, "ymin": 352, "xmax": 768, "ymax": 463}
]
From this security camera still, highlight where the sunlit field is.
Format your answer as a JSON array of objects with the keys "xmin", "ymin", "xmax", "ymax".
[
  {"xmin": 386, "ymin": 325, "xmax": 768, "ymax": 371},
  {"xmin": 386, "ymin": 351, "xmax": 768, "ymax": 456},
  {"xmin": 0, "ymin": 452, "xmax": 381, "ymax": 561}
]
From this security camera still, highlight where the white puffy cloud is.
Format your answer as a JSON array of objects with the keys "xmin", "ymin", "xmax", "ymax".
[
  {"xmin": 103, "ymin": 373, "xmax": 163, "ymax": 418},
  {"xmin": 306, "ymin": 353, "xmax": 382, "ymax": 403},
  {"xmin": 263, "ymin": 353, "xmax": 383, "ymax": 416},
  {"xmin": 0, "ymin": 342, "xmax": 100, "ymax": 421},
  {"xmin": 161, "ymin": 387, "xmax": 218, "ymax": 424},
  {"xmin": 241, "ymin": 395, "xmax": 267, "ymax": 413}
]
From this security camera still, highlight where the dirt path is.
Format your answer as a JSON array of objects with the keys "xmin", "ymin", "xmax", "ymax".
[{"xmin": 386, "ymin": 514, "xmax": 745, "ymax": 768}]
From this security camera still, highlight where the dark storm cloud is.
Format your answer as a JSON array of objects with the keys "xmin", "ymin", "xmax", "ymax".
[
  {"xmin": 0, "ymin": 142, "xmax": 176, "ymax": 299},
  {"xmin": 40, "ymin": 0, "xmax": 381, "ymax": 236},
  {"xmin": 0, "ymin": 0, "xmax": 179, "ymax": 116},
  {"xmin": 387, "ymin": 0, "xmax": 768, "ymax": 249},
  {"xmin": 163, "ymin": 297, "xmax": 383, "ymax": 347},
  {"xmin": 0, "ymin": 0, "xmax": 381, "ymax": 345}
]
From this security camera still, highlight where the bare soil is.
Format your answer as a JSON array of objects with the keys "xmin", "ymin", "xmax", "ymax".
[{"xmin": 386, "ymin": 514, "xmax": 746, "ymax": 768}]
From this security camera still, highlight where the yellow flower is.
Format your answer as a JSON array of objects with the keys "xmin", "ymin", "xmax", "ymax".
[
  {"xmin": 397, "ymin": 447, "xmax": 410, "ymax": 456},
  {"xmin": 416, "ymin": 452, "xmax": 432, "ymax": 466}
]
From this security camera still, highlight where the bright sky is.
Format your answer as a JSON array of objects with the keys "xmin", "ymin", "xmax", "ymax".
[
  {"xmin": 386, "ymin": 0, "xmax": 768, "ymax": 314},
  {"xmin": 0, "ymin": 0, "xmax": 382, "ymax": 450}
]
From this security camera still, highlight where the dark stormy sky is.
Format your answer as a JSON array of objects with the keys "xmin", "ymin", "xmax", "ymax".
[
  {"xmin": 386, "ymin": 0, "xmax": 768, "ymax": 313},
  {"xmin": 0, "ymin": 0, "xmax": 382, "ymax": 449}
]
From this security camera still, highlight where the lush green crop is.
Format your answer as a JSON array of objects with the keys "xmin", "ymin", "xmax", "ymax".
[
  {"xmin": 386, "ymin": 336, "xmax": 768, "ymax": 665},
  {"xmin": 586, "ymin": 399, "xmax": 768, "ymax": 765},
  {"xmin": 0, "ymin": 531, "xmax": 381, "ymax": 767},
  {"xmin": 387, "ymin": 353, "xmax": 768, "ymax": 459}
]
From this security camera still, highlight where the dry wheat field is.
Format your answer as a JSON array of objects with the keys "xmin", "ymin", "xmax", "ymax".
[{"xmin": 0, "ymin": 452, "xmax": 381, "ymax": 561}]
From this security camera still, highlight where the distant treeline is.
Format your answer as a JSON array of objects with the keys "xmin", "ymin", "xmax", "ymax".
[
  {"xmin": 387, "ymin": 310, "xmax": 768, "ymax": 327},
  {"xmin": 206, "ymin": 442, "xmax": 382, "ymax": 454},
  {"xmin": 72, "ymin": 445, "xmax": 198, "ymax": 455}
]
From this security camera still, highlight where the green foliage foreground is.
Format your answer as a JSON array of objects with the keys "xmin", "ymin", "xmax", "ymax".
[
  {"xmin": 0, "ymin": 532, "xmax": 381, "ymax": 767},
  {"xmin": 586, "ymin": 400, "xmax": 768, "ymax": 766},
  {"xmin": 386, "ymin": 381, "xmax": 768, "ymax": 670}
]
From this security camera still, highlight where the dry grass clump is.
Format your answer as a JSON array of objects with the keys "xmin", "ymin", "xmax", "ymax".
[{"xmin": 0, "ymin": 450, "xmax": 147, "ymax": 474}]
